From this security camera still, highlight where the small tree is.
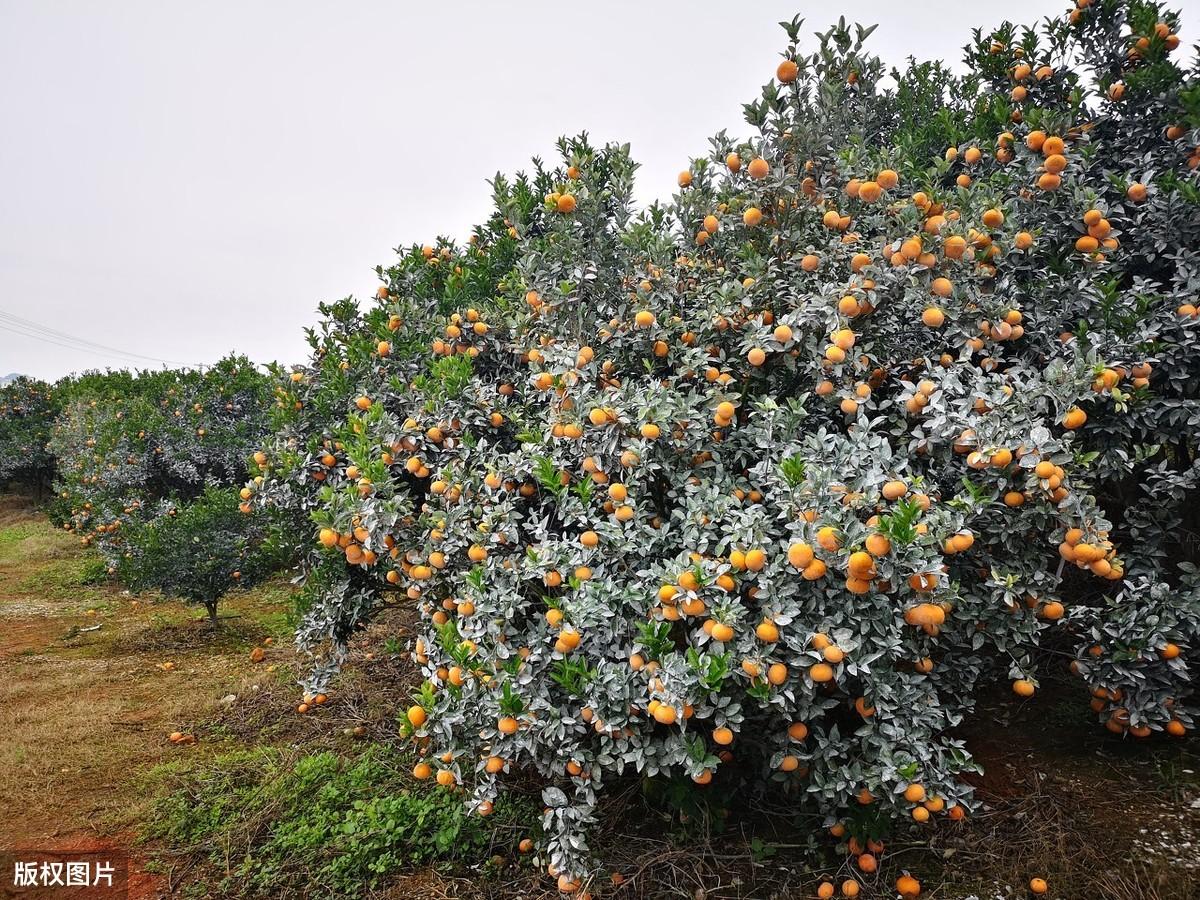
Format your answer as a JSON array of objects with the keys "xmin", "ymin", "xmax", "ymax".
[{"xmin": 120, "ymin": 486, "xmax": 280, "ymax": 624}]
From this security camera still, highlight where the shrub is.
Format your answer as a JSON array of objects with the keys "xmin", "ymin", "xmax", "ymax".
[
  {"xmin": 252, "ymin": 0, "xmax": 1200, "ymax": 885},
  {"xmin": 248, "ymin": 178, "xmax": 529, "ymax": 676}
]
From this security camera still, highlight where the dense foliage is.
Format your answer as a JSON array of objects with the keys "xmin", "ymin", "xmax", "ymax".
[
  {"xmin": 0, "ymin": 376, "xmax": 60, "ymax": 493},
  {"xmin": 231, "ymin": 0, "xmax": 1199, "ymax": 889}
]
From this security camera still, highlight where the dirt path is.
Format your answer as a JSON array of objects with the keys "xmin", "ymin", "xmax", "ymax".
[{"xmin": 0, "ymin": 495, "xmax": 295, "ymax": 898}]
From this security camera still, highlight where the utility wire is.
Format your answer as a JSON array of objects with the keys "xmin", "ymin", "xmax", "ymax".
[
  {"xmin": 0, "ymin": 318, "xmax": 186, "ymax": 368},
  {"xmin": 0, "ymin": 308, "xmax": 197, "ymax": 368},
  {"xmin": 0, "ymin": 308, "xmax": 191, "ymax": 365},
  {"xmin": 0, "ymin": 321, "xmax": 124, "ymax": 357}
]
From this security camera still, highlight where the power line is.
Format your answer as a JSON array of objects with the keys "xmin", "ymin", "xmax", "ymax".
[
  {"xmin": 0, "ymin": 318, "xmax": 187, "ymax": 368},
  {"xmin": 0, "ymin": 321, "xmax": 121, "ymax": 357},
  {"xmin": 0, "ymin": 308, "xmax": 198, "ymax": 368},
  {"xmin": 0, "ymin": 309, "xmax": 191, "ymax": 365}
]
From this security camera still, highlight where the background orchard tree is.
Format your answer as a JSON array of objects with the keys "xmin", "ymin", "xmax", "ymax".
[
  {"xmin": 0, "ymin": 376, "xmax": 60, "ymax": 496},
  {"xmin": 49, "ymin": 356, "xmax": 272, "ymax": 569}
]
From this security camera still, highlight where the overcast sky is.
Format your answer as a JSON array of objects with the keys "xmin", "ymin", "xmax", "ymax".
[{"xmin": 0, "ymin": 0, "xmax": 1129, "ymax": 379}]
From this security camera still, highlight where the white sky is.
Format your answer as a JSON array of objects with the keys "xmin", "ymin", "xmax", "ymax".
[{"xmin": 0, "ymin": 0, "xmax": 1154, "ymax": 379}]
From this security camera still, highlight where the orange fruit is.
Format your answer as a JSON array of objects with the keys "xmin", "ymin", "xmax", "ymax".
[
  {"xmin": 1062, "ymin": 407, "xmax": 1088, "ymax": 430},
  {"xmin": 809, "ymin": 662, "xmax": 835, "ymax": 683},
  {"xmin": 816, "ymin": 526, "xmax": 841, "ymax": 551},
  {"xmin": 848, "ymin": 550, "xmax": 875, "ymax": 577},
  {"xmin": 922, "ymin": 307, "xmax": 946, "ymax": 328},
  {"xmin": 788, "ymin": 542, "xmax": 814, "ymax": 569}
]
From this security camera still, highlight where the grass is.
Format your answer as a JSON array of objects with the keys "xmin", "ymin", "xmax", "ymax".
[
  {"xmin": 0, "ymin": 521, "xmax": 37, "ymax": 553},
  {"xmin": 18, "ymin": 552, "xmax": 108, "ymax": 598},
  {"xmin": 1152, "ymin": 750, "xmax": 1200, "ymax": 802},
  {"xmin": 142, "ymin": 745, "xmax": 539, "ymax": 898},
  {"xmin": 0, "ymin": 506, "xmax": 82, "ymax": 567}
]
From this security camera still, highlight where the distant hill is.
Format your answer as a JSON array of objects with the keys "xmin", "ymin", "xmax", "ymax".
[{"xmin": 0, "ymin": 373, "xmax": 23, "ymax": 385}]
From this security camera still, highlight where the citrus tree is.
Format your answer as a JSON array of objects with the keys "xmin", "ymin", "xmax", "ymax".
[
  {"xmin": 0, "ymin": 376, "xmax": 60, "ymax": 495},
  {"xmin": 118, "ymin": 485, "xmax": 283, "ymax": 624},
  {"xmin": 49, "ymin": 356, "xmax": 273, "ymax": 571},
  {"xmin": 252, "ymin": 0, "xmax": 1199, "ymax": 889}
]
